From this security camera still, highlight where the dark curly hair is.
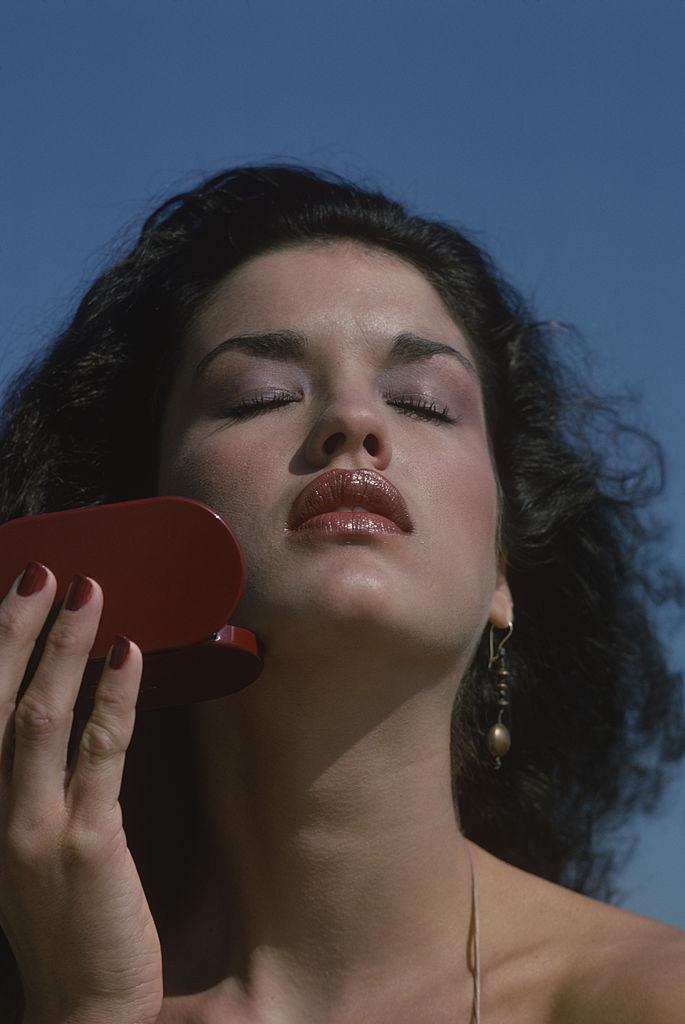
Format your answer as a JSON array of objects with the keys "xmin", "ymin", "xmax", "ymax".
[{"xmin": 1, "ymin": 163, "xmax": 683, "ymax": 1019}]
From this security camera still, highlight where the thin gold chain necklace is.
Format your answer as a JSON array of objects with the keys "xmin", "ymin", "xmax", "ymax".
[{"xmin": 466, "ymin": 842, "xmax": 481, "ymax": 1023}]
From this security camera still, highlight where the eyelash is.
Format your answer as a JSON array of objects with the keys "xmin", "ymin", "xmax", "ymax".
[{"xmin": 222, "ymin": 390, "xmax": 457, "ymax": 424}]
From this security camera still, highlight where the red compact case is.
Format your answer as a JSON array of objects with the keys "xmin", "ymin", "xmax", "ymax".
[{"xmin": 0, "ymin": 497, "xmax": 263, "ymax": 715}]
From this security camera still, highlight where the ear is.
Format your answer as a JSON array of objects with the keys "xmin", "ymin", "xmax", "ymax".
[{"xmin": 489, "ymin": 566, "xmax": 513, "ymax": 629}]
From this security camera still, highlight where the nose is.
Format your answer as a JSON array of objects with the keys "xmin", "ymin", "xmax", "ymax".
[{"xmin": 302, "ymin": 395, "xmax": 392, "ymax": 469}]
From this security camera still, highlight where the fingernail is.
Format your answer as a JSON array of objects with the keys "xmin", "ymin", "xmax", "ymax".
[
  {"xmin": 109, "ymin": 635, "xmax": 131, "ymax": 670},
  {"xmin": 64, "ymin": 574, "xmax": 93, "ymax": 611},
  {"xmin": 17, "ymin": 561, "xmax": 49, "ymax": 597}
]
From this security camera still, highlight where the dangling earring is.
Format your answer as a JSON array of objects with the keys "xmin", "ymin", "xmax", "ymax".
[{"xmin": 486, "ymin": 621, "xmax": 514, "ymax": 770}]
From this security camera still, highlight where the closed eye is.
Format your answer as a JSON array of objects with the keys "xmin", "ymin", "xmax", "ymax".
[
  {"xmin": 386, "ymin": 393, "xmax": 456, "ymax": 423},
  {"xmin": 221, "ymin": 390, "xmax": 459, "ymax": 425}
]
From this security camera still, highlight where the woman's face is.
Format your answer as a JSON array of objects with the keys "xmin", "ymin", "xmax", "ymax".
[{"xmin": 156, "ymin": 241, "xmax": 511, "ymax": 670}]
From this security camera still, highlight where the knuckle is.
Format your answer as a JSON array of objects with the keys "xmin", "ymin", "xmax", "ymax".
[
  {"xmin": 0, "ymin": 602, "xmax": 29, "ymax": 648},
  {"xmin": 79, "ymin": 715, "xmax": 126, "ymax": 760},
  {"xmin": 45, "ymin": 618, "xmax": 90, "ymax": 656},
  {"xmin": 61, "ymin": 812, "xmax": 121, "ymax": 862},
  {"xmin": 60, "ymin": 821, "xmax": 98, "ymax": 861},
  {"xmin": 4, "ymin": 813, "xmax": 53, "ymax": 864},
  {"xmin": 95, "ymin": 679, "xmax": 134, "ymax": 717},
  {"xmin": 14, "ymin": 694, "xmax": 71, "ymax": 736},
  {"xmin": 2, "ymin": 802, "xmax": 58, "ymax": 868}
]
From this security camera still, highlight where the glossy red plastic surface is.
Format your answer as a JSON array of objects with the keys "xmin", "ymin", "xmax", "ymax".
[{"xmin": 0, "ymin": 497, "xmax": 263, "ymax": 712}]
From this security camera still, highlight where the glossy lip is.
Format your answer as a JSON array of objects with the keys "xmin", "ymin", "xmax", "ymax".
[
  {"xmin": 292, "ymin": 510, "xmax": 404, "ymax": 537},
  {"xmin": 287, "ymin": 469, "xmax": 414, "ymax": 533}
]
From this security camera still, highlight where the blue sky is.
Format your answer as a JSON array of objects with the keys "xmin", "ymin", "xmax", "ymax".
[{"xmin": 2, "ymin": 0, "xmax": 684, "ymax": 928}]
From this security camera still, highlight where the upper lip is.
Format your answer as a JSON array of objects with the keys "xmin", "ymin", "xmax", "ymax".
[{"xmin": 288, "ymin": 469, "xmax": 414, "ymax": 532}]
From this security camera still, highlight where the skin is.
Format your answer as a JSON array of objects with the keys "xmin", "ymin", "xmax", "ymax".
[
  {"xmin": 150, "ymin": 237, "xmax": 511, "ymax": 1015},
  {"xmin": 152, "ymin": 241, "xmax": 684, "ymax": 1024}
]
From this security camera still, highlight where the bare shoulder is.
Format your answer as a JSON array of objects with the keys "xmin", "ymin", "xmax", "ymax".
[
  {"xmin": 555, "ymin": 899, "xmax": 685, "ymax": 1024},
  {"xmin": 469, "ymin": 843, "xmax": 685, "ymax": 1024}
]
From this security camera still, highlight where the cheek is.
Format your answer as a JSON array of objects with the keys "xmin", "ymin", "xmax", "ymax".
[
  {"xmin": 427, "ymin": 446, "xmax": 500, "ymax": 589},
  {"xmin": 156, "ymin": 431, "xmax": 274, "ymax": 535}
]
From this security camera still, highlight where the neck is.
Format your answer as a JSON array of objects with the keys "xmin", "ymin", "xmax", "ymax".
[{"xmin": 162, "ymin": 641, "xmax": 478, "ymax": 1022}]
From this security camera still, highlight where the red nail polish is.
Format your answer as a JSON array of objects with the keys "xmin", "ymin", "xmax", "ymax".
[
  {"xmin": 109, "ymin": 635, "xmax": 131, "ymax": 670},
  {"xmin": 17, "ymin": 561, "xmax": 49, "ymax": 597},
  {"xmin": 64, "ymin": 574, "xmax": 93, "ymax": 611}
]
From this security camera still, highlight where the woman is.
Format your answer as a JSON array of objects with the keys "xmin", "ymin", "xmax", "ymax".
[{"xmin": 0, "ymin": 164, "xmax": 683, "ymax": 1024}]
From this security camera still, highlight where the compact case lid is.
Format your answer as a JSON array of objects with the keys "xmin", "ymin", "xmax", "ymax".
[{"xmin": 0, "ymin": 496, "xmax": 246, "ymax": 659}]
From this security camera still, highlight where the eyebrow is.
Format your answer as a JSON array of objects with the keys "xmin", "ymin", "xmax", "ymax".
[{"xmin": 192, "ymin": 330, "xmax": 479, "ymax": 383}]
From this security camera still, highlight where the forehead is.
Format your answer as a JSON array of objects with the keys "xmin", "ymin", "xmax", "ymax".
[{"xmin": 186, "ymin": 241, "xmax": 470, "ymax": 358}]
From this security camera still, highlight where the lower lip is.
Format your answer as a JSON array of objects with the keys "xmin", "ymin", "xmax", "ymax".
[{"xmin": 291, "ymin": 511, "xmax": 405, "ymax": 537}]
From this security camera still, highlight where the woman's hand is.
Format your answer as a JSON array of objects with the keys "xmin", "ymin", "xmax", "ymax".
[{"xmin": 0, "ymin": 562, "xmax": 163, "ymax": 1024}]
